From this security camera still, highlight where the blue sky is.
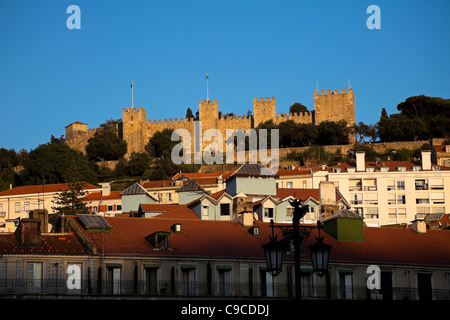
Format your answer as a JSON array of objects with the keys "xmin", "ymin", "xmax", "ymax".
[{"xmin": 1, "ymin": 0, "xmax": 449, "ymax": 151}]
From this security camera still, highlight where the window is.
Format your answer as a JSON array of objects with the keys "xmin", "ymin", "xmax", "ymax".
[
  {"xmin": 286, "ymin": 207, "xmax": 294, "ymax": 217},
  {"xmin": 202, "ymin": 205, "xmax": 209, "ymax": 216},
  {"xmin": 107, "ymin": 205, "xmax": 113, "ymax": 211},
  {"xmin": 300, "ymin": 271, "xmax": 315, "ymax": 298},
  {"xmin": 387, "ymin": 180, "xmax": 395, "ymax": 191},
  {"xmin": 181, "ymin": 266, "xmax": 196, "ymax": 295},
  {"xmin": 264, "ymin": 208, "xmax": 274, "ymax": 219},
  {"xmin": 67, "ymin": 263, "xmax": 82, "ymax": 294},
  {"xmin": 24, "ymin": 202, "xmax": 30, "ymax": 211},
  {"xmin": 363, "ymin": 179, "xmax": 377, "ymax": 191},
  {"xmin": 340, "ymin": 271, "xmax": 353, "ymax": 299},
  {"xmin": 107, "ymin": 265, "xmax": 121, "ymax": 294},
  {"xmin": 146, "ymin": 231, "xmax": 171, "ymax": 249},
  {"xmin": 351, "ymin": 194, "xmax": 362, "ymax": 205},
  {"xmin": 117, "ymin": 205, "xmax": 122, "ymax": 211},
  {"xmin": 302, "ymin": 181, "xmax": 307, "ymax": 189},
  {"xmin": 429, "ymin": 178, "xmax": 444, "ymax": 190},
  {"xmin": 217, "ymin": 266, "xmax": 232, "ymax": 296},
  {"xmin": 220, "ymin": 203, "xmax": 230, "ymax": 216},
  {"xmin": 365, "ymin": 207, "xmax": 378, "ymax": 219},
  {"xmin": 380, "ymin": 271, "xmax": 393, "ymax": 300},
  {"xmin": 167, "ymin": 193, "xmax": 172, "ymax": 201},
  {"xmin": 27, "ymin": 262, "xmax": 42, "ymax": 293},
  {"xmin": 260, "ymin": 269, "xmax": 274, "ymax": 297},
  {"xmin": 286, "ymin": 182, "xmax": 293, "ymax": 189},
  {"xmin": 417, "ymin": 273, "xmax": 432, "ymax": 300},
  {"xmin": 397, "ymin": 208, "xmax": 407, "ymax": 219},
  {"xmin": 416, "ymin": 198, "xmax": 429, "ymax": 204},
  {"xmin": 396, "ymin": 180, "xmax": 405, "ymax": 190},
  {"xmin": 15, "ymin": 202, "xmax": 20, "ymax": 213},
  {"xmin": 397, "ymin": 195, "xmax": 406, "ymax": 205},
  {"xmin": 145, "ymin": 265, "xmax": 159, "ymax": 295},
  {"xmin": 93, "ymin": 206, "xmax": 98, "ymax": 212},
  {"xmin": 415, "ymin": 179, "xmax": 428, "ymax": 190},
  {"xmin": 349, "ymin": 179, "xmax": 362, "ymax": 191}
]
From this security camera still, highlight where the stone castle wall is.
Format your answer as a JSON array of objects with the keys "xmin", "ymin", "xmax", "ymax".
[{"xmin": 66, "ymin": 88, "xmax": 356, "ymax": 157}]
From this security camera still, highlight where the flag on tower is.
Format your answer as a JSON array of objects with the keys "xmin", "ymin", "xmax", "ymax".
[{"xmin": 131, "ymin": 81, "xmax": 133, "ymax": 88}]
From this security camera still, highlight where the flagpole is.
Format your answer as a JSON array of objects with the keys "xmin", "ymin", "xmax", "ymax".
[
  {"xmin": 206, "ymin": 73, "xmax": 209, "ymax": 101},
  {"xmin": 131, "ymin": 80, "xmax": 134, "ymax": 108}
]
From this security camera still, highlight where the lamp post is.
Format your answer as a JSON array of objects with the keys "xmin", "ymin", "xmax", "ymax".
[{"xmin": 262, "ymin": 199, "xmax": 331, "ymax": 300}]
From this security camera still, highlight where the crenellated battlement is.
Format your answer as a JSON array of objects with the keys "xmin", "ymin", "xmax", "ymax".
[
  {"xmin": 149, "ymin": 117, "xmax": 195, "ymax": 125},
  {"xmin": 64, "ymin": 86, "xmax": 355, "ymax": 157},
  {"xmin": 314, "ymin": 88, "xmax": 353, "ymax": 96}
]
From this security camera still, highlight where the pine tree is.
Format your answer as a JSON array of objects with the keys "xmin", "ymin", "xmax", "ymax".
[{"xmin": 51, "ymin": 163, "xmax": 91, "ymax": 215}]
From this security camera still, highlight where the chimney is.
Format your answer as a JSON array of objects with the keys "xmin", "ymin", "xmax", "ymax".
[
  {"xmin": 100, "ymin": 182, "xmax": 111, "ymax": 197},
  {"xmin": 319, "ymin": 181, "xmax": 340, "ymax": 219},
  {"xmin": 234, "ymin": 196, "xmax": 254, "ymax": 227},
  {"xmin": 356, "ymin": 151, "xmax": 365, "ymax": 172},
  {"xmin": 421, "ymin": 150, "xmax": 431, "ymax": 171},
  {"xmin": 29, "ymin": 209, "xmax": 49, "ymax": 233},
  {"xmin": 14, "ymin": 218, "xmax": 42, "ymax": 247},
  {"xmin": 410, "ymin": 220, "xmax": 427, "ymax": 234}
]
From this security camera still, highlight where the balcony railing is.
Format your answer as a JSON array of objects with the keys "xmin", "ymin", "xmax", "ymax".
[{"xmin": 0, "ymin": 280, "xmax": 448, "ymax": 300}]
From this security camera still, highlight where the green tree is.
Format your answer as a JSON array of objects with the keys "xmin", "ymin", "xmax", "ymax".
[
  {"xmin": 127, "ymin": 152, "xmax": 152, "ymax": 177},
  {"xmin": 51, "ymin": 163, "xmax": 91, "ymax": 215},
  {"xmin": 316, "ymin": 120, "xmax": 350, "ymax": 145},
  {"xmin": 86, "ymin": 120, "xmax": 127, "ymax": 161},
  {"xmin": 185, "ymin": 108, "xmax": 194, "ymax": 119},
  {"xmin": 354, "ymin": 122, "xmax": 377, "ymax": 144},
  {"xmin": 146, "ymin": 128, "xmax": 178, "ymax": 158},
  {"xmin": 289, "ymin": 102, "xmax": 308, "ymax": 114},
  {"xmin": 23, "ymin": 137, "xmax": 97, "ymax": 185}
]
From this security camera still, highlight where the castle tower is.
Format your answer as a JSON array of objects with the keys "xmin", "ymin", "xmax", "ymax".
[
  {"xmin": 122, "ymin": 106, "xmax": 148, "ymax": 157},
  {"xmin": 198, "ymin": 99, "xmax": 219, "ymax": 131},
  {"xmin": 65, "ymin": 121, "xmax": 88, "ymax": 142},
  {"xmin": 313, "ymin": 88, "xmax": 355, "ymax": 127},
  {"xmin": 253, "ymin": 97, "xmax": 276, "ymax": 127}
]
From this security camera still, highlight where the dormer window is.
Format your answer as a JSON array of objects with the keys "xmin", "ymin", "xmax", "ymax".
[
  {"xmin": 380, "ymin": 167, "xmax": 389, "ymax": 172},
  {"xmin": 366, "ymin": 167, "xmax": 374, "ymax": 172},
  {"xmin": 146, "ymin": 231, "xmax": 171, "ymax": 249},
  {"xmin": 333, "ymin": 168, "xmax": 342, "ymax": 173},
  {"xmin": 397, "ymin": 167, "xmax": 406, "ymax": 172}
]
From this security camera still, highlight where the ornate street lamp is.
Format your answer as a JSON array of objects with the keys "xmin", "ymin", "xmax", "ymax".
[
  {"xmin": 262, "ymin": 234, "xmax": 283, "ymax": 277},
  {"xmin": 309, "ymin": 235, "xmax": 332, "ymax": 277},
  {"xmin": 262, "ymin": 199, "xmax": 332, "ymax": 300}
]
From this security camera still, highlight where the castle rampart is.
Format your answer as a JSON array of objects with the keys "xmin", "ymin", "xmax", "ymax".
[{"xmin": 65, "ymin": 88, "xmax": 356, "ymax": 157}]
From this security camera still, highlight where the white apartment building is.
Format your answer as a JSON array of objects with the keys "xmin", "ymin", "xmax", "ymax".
[{"xmin": 321, "ymin": 150, "xmax": 450, "ymax": 227}]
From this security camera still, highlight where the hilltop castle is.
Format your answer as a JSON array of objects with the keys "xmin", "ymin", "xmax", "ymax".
[{"xmin": 65, "ymin": 88, "xmax": 355, "ymax": 157}]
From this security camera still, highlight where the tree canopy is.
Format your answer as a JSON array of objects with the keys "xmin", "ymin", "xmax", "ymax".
[
  {"xmin": 289, "ymin": 102, "xmax": 308, "ymax": 114},
  {"xmin": 23, "ymin": 136, "xmax": 97, "ymax": 185},
  {"xmin": 86, "ymin": 120, "xmax": 127, "ymax": 161}
]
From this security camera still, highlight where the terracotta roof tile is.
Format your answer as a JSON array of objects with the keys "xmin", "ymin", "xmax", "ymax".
[
  {"xmin": 67, "ymin": 215, "xmax": 450, "ymax": 267},
  {"xmin": 81, "ymin": 191, "xmax": 122, "ymax": 201},
  {"xmin": 0, "ymin": 233, "xmax": 89, "ymax": 256},
  {"xmin": 0, "ymin": 183, "xmax": 100, "ymax": 197}
]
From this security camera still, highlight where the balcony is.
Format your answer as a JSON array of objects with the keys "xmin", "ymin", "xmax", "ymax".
[{"xmin": 0, "ymin": 279, "xmax": 447, "ymax": 300}]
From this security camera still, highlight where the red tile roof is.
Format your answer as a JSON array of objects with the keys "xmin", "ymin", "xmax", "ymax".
[
  {"xmin": 67, "ymin": 215, "xmax": 450, "ymax": 267},
  {"xmin": 173, "ymin": 171, "xmax": 234, "ymax": 180},
  {"xmin": 0, "ymin": 233, "xmax": 89, "ymax": 256},
  {"xmin": 276, "ymin": 188, "xmax": 340, "ymax": 202},
  {"xmin": 434, "ymin": 145, "xmax": 450, "ymax": 154},
  {"xmin": 275, "ymin": 168, "xmax": 312, "ymax": 176},
  {"xmin": 81, "ymin": 191, "xmax": 122, "ymax": 201},
  {"xmin": 0, "ymin": 183, "xmax": 100, "ymax": 197},
  {"xmin": 142, "ymin": 180, "xmax": 175, "ymax": 188}
]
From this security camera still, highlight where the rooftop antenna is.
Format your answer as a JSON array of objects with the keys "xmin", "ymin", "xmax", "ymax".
[
  {"xmin": 206, "ymin": 73, "xmax": 209, "ymax": 101},
  {"xmin": 131, "ymin": 80, "xmax": 134, "ymax": 108},
  {"xmin": 316, "ymin": 80, "xmax": 319, "ymax": 91},
  {"xmin": 348, "ymin": 79, "xmax": 352, "ymax": 89}
]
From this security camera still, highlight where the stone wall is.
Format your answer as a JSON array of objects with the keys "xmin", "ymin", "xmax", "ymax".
[{"xmin": 65, "ymin": 88, "xmax": 356, "ymax": 158}]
